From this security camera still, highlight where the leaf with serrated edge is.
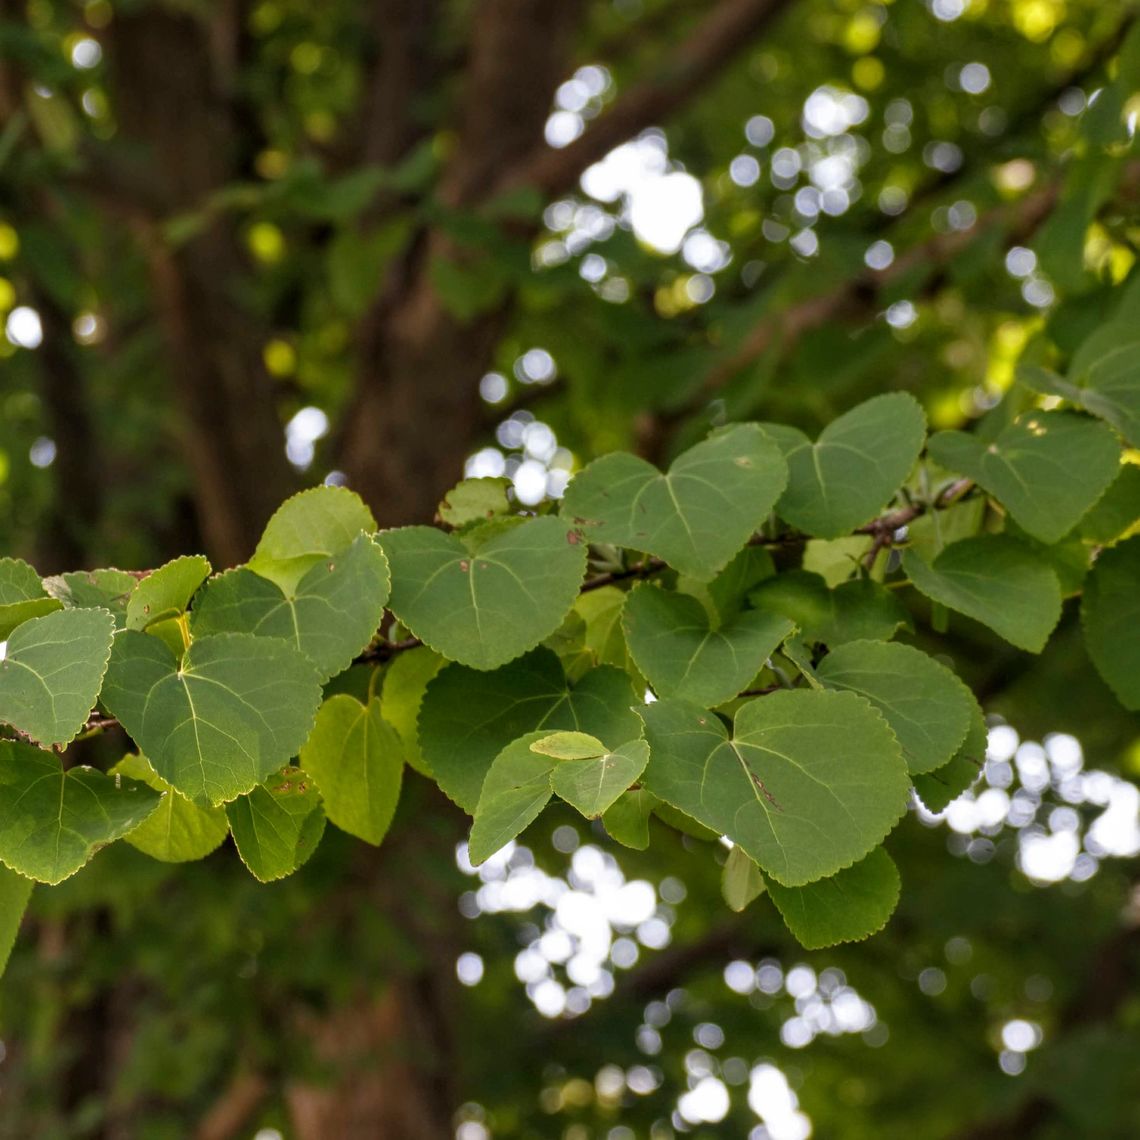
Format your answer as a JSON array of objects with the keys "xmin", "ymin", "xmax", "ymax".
[
  {"xmin": 248, "ymin": 485, "xmax": 377, "ymax": 594},
  {"xmin": 300, "ymin": 694, "xmax": 403, "ymax": 845},
  {"xmin": 913, "ymin": 706, "xmax": 986, "ymax": 814},
  {"xmin": 125, "ymin": 555, "xmax": 211, "ymax": 631},
  {"xmin": 0, "ymin": 608, "xmax": 115, "ymax": 747},
  {"xmin": 112, "ymin": 753, "xmax": 229, "ymax": 863},
  {"xmin": 438, "ymin": 477, "xmax": 512, "ymax": 527},
  {"xmin": 380, "ymin": 516, "xmax": 586, "ymax": 670},
  {"xmin": 468, "ymin": 732, "xmax": 557, "ymax": 864},
  {"xmin": 0, "ymin": 741, "xmax": 161, "ymax": 884},
  {"xmin": 42, "ymin": 568, "xmax": 136, "ymax": 627},
  {"xmin": 816, "ymin": 640, "xmax": 977, "ymax": 774},
  {"xmin": 640, "ymin": 691, "xmax": 910, "ymax": 887},
  {"xmin": 764, "ymin": 393, "xmax": 926, "ymax": 539},
  {"xmin": 903, "ymin": 536, "xmax": 1062, "ymax": 653},
  {"xmin": 550, "ymin": 739, "xmax": 650, "ymax": 819},
  {"xmin": 419, "ymin": 649, "xmax": 643, "ymax": 812},
  {"xmin": 0, "ymin": 863, "xmax": 33, "ymax": 979},
  {"xmin": 101, "ymin": 630, "xmax": 323, "ymax": 806},
  {"xmin": 226, "ymin": 766, "xmax": 326, "ymax": 882},
  {"xmin": 623, "ymin": 583, "xmax": 793, "ymax": 707},
  {"xmin": 722, "ymin": 845, "xmax": 766, "ymax": 912},
  {"xmin": 0, "ymin": 558, "xmax": 61, "ymax": 640},
  {"xmin": 928, "ymin": 411, "xmax": 1120, "ymax": 544},
  {"xmin": 560, "ymin": 424, "xmax": 787, "ymax": 581},
  {"xmin": 1081, "ymin": 536, "xmax": 1140, "ymax": 710},
  {"xmin": 768, "ymin": 847, "xmax": 900, "ymax": 949},
  {"xmin": 190, "ymin": 534, "xmax": 390, "ymax": 680}
]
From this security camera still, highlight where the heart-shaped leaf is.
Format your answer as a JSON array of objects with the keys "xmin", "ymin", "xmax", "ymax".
[
  {"xmin": 0, "ymin": 741, "xmax": 162, "ymax": 884},
  {"xmin": 0, "ymin": 608, "xmax": 115, "ymax": 747},
  {"xmin": 548, "ymin": 737, "xmax": 650, "ymax": 818},
  {"xmin": 300, "ymin": 694, "xmax": 404, "ymax": 844},
  {"xmin": 640, "ymin": 690, "xmax": 910, "ymax": 886},
  {"xmin": 622, "ymin": 584, "xmax": 794, "ymax": 706},
  {"xmin": 764, "ymin": 393, "xmax": 926, "ymax": 538},
  {"xmin": 226, "ymin": 766, "xmax": 326, "ymax": 882},
  {"xmin": 419, "ymin": 648, "xmax": 643, "ymax": 812},
  {"xmin": 1082, "ymin": 536, "xmax": 1140, "ymax": 710},
  {"xmin": 190, "ymin": 534, "xmax": 390, "ymax": 679},
  {"xmin": 602, "ymin": 789, "xmax": 655, "ymax": 850},
  {"xmin": 438, "ymin": 477, "xmax": 512, "ymax": 527},
  {"xmin": 928, "ymin": 411, "xmax": 1121, "ymax": 543},
  {"xmin": 816, "ymin": 640, "xmax": 977, "ymax": 774},
  {"xmin": 112, "ymin": 753, "xmax": 229, "ymax": 863},
  {"xmin": 380, "ymin": 516, "xmax": 586, "ymax": 670},
  {"xmin": 248, "ymin": 485, "xmax": 377, "ymax": 594},
  {"xmin": 560, "ymin": 424, "xmax": 787, "ymax": 580},
  {"xmin": 767, "ymin": 847, "xmax": 900, "ymax": 948},
  {"xmin": 101, "ymin": 630, "xmax": 323, "ymax": 805},
  {"xmin": 902, "ymin": 536, "xmax": 1062, "ymax": 652}
]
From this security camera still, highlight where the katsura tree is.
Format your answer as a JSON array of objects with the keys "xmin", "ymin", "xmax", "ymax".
[{"xmin": 0, "ymin": 0, "xmax": 1138, "ymax": 1137}]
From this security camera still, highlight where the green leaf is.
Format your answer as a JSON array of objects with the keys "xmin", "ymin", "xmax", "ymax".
[
  {"xmin": 300, "ymin": 694, "xmax": 403, "ymax": 845},
  {"xmin": 802, "ymin": 537, "xmax": 873, "ymax": 587},
  {"xmin": 1068, "ymin": 327, "xmax": 1140, "ymax": 447},
  {"xmin": 722, "ymin": 845, "xmax": 766, "ymax": 912},
  {"xmin": 531, "ymin": 731, "xmax": 607, "ymax": 759},
  {"xmin": 560, "ymin": 424, "xmax": 788, "ymax": 580},
  {"xmin": 0, "ymin": 741, "xmax": 162, "ymax": 884},
  {"xmin": 438, "ymin": 477, "xmax": 513, "ymax": 527},
  {"xmin": 575, "ymin": 586, "xmax": 638, "ymax": 674},
  {"xmin": 905, "ymin": 498, "xmax": 986, "ymax": 563},
  {"xmin": 623, "ymin": 584, "xmax": 793, "ymax": 706},
  {"xmin": 101, "ymin": 631, "xmax": 323, "ymax": 806},
  {"xmin": 248, "ymin": 485, "xmax": 377, "ymax": 594},
  {"xmin": 0, "ymin": 863, "xmax": 33, "ymax": 979},
  {"xmin": 380, "ymin": 646, "xmax": 446, "ymax": 776},
  {"xmin": 640, "ymin": 691, "xmax": 910, "ymax": 886},
  {"xmin": 1077, "ymin": 463, "xmax": 1140, "ymax": 543},
  {"xmin": 0, "ymin": 558, "xmax": 44, "ymax": 605},
  {"xmin": 927, "ymin": 411, "xmax": 1120, "ymax": 544},
  {"xmin": 750, "ymin": 571, "xmax": 911, "ymax": 646},
  {"xmin": 419, "ymin": 649, "xmax": 643, "ymax": 812},
  {"xmin": 902, "ymin": 536, "xmax": 1062, "ymax": 652},
  {"xmin": 0, "ymin": 557, "xmax": 61, "ymax": 639},
  {"xmin": 549, "ymin": 738, "xmax": 650, "ymax": 818},
  {"xmin": 41, "ymin": 567, "xmax": 136, "ymax": 627},
  {"xmin": 125, "ymin": 555, "xmax": 211, "ymax": 631},
  {"xmin": 603, "ymin": 789, "xmax": 655, "ymax": 850},
  {"xmin": 767, "ymin": 847, "xmax": 900, "ymax": 948},
  {"xmin": 1081, "ymin": 536, "xmax": 1140, "ymax": 709},
  {"xmin": 380, "ymin": 517, "xmax": 586, "ymax": 670},
  {"xmin": 0, "ymin": 608, "xmax": 115, "ymax": 747},
  {"xmin": 765, "ymin": 393, "xmax": 926, "ymax": 538},
  {"xmin": 112, "ymin": 753, "xmax": 229, "ymax": 863},
  {"xmin": 913, "ymin": 706, "xmax": 986, "ymax": 814},
  {"xmin": 225, "ymin": 766, "xmax": 326, "ymax": 882},
  {"xmin": 190, "ymin": 534, "xmax": 390, "ymax": 680},
  {"xmin": 816, "ymin": 640, "xmax": 977, "ymax": 774},
  {"xmin": 468, "ymin": 733, "xmax": 557, "ymax": 864}
]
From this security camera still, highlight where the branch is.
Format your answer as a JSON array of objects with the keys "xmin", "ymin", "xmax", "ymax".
[{"xmin": 496, "ymin": 0, "xmax": 798, "ymax": 200}]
